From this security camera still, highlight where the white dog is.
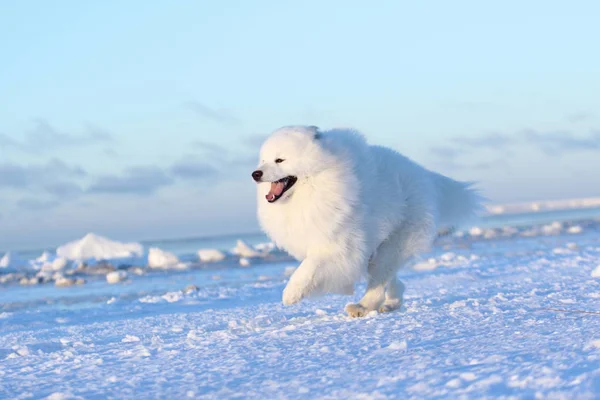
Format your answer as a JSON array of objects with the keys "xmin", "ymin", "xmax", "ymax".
[{"xmin": 252, "ymin": 125, "xmax": 482, "ymax": 317}]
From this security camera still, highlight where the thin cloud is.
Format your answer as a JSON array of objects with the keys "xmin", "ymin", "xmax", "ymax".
[
  {"xmin": 103, "ymin": 148, "xmax": 119, "ymax": 158},
  {"xmin": 451, "ymin": 132, "xmax": 512, "ymax": 149},
  {"xmin": 566, "ymin": 112, "xmax": 594, "ymax": 123},
  {"xmin": 184, "ymin": 101, "xmax": 241, "ymax": 125},
  {"xmin": 170, "ymin": 160, "xmax": 218, "ymax": 180},
  {"xmin": 190, "ymin": 141, "xmax": 228, "ymax": 161},
  {"xmin": 17, "ymin": 198, "xmax": 61, "ymax": 211},
  {"xmin": 430, "ymin": 146, "xmax": 466, "ymax": 159},
  {"xmin": 440, "ymin": 159, "xmax": 508, "ymax": 171},
  {"xmin": 0, "ymin": 159, "xmax": 86, "ymax": 190},
  {"xmin": 522, "ymin": 129, "xmax": 600, "ymax": 155},
  {"xmin": 44, "ymin": 182, "xmax": 84, "ymax": 199},
  {"xmin": 192, "ymin": 141, "xmax": 226, "ymax": 154},
  {"xmin": 0, "ymin": 133, "xmax": 18, "ymax": 147},
  {"xmin": 230, "ymin": 154, "xmax": 258, "ymax": 168},
  {"xmin": 0, "ymin": 119, "xmax": 113, "ymax": 153},
  {"xmin": 243, "ymin": 134, "xmax": 268, "ymax": 148},
  {"xmin": 433, "ymin": 128, "xmax": 600, "ymax": 165},
  {"xmin": 88, "ymin": 166, "xmax": 174, "ymax": 196}
]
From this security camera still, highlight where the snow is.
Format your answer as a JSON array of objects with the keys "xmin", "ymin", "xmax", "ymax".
[
  {"xmin": 1, "ymin": 217, "xmax": 600, "ymax": 399},
  {"xmin": 56, "ymin": 233, "xmax": 143, "ymax": 261},
  {"xmin": 197, "ymin": 248, "xmax": 226, "ymax": 263}
]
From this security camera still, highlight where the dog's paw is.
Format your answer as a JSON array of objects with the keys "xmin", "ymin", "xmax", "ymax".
[
  {"xmin": 345, "ymin": 303, "xmax": 373, "ymax": 318},
  {"xmin": 379, "ymin": 298, "xmax": 401, "ymax": 313},
  {"xmin": 282, "ymin": 285, "xmax": 304, "ymax": 306}
]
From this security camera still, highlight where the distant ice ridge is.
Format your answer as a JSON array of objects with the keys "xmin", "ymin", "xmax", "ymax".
[
  {"xmin": 452, "ymin": 220, "xmax": 586, "ymax": 241},
  {"xmin": 57, "ymin": 233, "xmax": 144, "ymax": 262},
  {"xmin": 486, "ymin": 196, "xmax": 600, "ymax": 215},
  {"xmin": 0, "ymin": 232, "xmax": 283, "ymax": 287},
  {"xmin": 196, "ymin": 240, "xmax": 275, "ymax": 264}
]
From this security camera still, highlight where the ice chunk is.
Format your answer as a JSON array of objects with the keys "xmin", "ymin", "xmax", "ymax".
[{"xmin": 57, "ymin": 233, "xmax": 143, "ymax": 261}]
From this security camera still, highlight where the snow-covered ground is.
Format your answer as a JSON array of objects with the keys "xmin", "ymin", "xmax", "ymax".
[{"xmin": 1, "ymin": 215, "xmax": 600, "ymax": 399}]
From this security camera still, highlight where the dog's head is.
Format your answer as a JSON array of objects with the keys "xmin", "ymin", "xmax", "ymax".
[{"xmin": 252, "ymin": 125, "xmax": 327, "ymax": 203}]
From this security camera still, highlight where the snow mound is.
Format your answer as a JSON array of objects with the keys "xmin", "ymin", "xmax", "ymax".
[
  {"xmin": 239, "ymin": 257, "xmax": 251, "ymax": 267},
  {"xmin": 232, "ymin": 240, "xmax": 263, "ymax": 258},
  {"xmin": 35, "ymin": 251, "xmax": 53, "ymax": 264},
  {"xmin": 254, "ymin": 242, "xmax": 276, "ymax": 253},
  {"xmin": 40, "ymin": 257, "xmax": 69, "ymax": 272},
  {"xmin": 469, "ymin": 227, "xmax": 483, "ymax": 237},
  {"xmin": 0, "ymin": 252, "xmax": 30, "ymax": 270},
  {"xmin": 542, "ymin": 221, "xmax": 563, "ymax": 235},
  {"xmin": 147, "ymin": 248, "xmax": 185, "ymax": 269},
  {"xmin": 0, "ymin": 252, "xmax": 13, "ymax": 268},
  {"xmin": 197, "ymin": 248, "xmax": 226, "ymax": 263},
  {"xmin": 57, "ymin": 233, "xmax": 143, "ymax": 261},
  {"xmin": 106, "ymin": 270, "xmax": 128, "ymax": 284}
]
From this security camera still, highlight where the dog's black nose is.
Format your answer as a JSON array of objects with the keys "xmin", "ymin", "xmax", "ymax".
[{"xmin": 252, "ymin": 170, "xmax": 263, "ymax": 181}]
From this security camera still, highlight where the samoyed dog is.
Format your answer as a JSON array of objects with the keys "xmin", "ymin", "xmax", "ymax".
[{"xmin": 252, "ymin": 125, "xmax": 482, "ymax": 317}]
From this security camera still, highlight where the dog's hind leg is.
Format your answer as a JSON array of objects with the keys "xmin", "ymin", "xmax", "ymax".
[
  {"xmin": 345, "ymin": 258, "xmax": 387, "ymax": 318},
  {"xmin": 346, "ymin": 223, "xmax": 432, "ymax": 318},
  {"xmin": 345, "ymin": 233, "xmax": 406, "ymax": 317},
  {"xmin": 379, "ymin": 275, "xmax": 405, "ymax": 313}
]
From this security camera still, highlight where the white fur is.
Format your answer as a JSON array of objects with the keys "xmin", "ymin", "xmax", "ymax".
[{"xmin": 254, "ymin": 125, "xmax": 483, "ymax": 317}]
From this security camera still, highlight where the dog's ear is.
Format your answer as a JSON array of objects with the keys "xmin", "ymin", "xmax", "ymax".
[{"xmin": 308, "ymin": 125, "xmax": 322, "ymax": 140}]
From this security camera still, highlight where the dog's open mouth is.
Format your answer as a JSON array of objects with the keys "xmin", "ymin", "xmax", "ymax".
[{"xmin": 266, "ymin": 176, "xmax": 297, "ymax": 203}]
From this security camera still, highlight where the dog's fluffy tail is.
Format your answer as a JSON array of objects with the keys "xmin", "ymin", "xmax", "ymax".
[{"xmin": 433, "ymin": 173, "xmax": 485, "ymax": 232}]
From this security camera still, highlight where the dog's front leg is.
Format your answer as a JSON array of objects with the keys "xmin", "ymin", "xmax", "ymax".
[{"xmin": 282, "ymin": 257, "xmax": 318, "ymax": 305}]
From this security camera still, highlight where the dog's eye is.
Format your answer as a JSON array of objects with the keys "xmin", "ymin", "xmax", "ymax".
[{"xmin": 275, "ymin": 158, "xmax": 284, "ymax": 164}]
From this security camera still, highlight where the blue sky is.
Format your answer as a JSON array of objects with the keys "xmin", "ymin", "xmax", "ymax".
[{"xmin": 1, "ymin": 0, "xmax": 599, "ymax": 250}]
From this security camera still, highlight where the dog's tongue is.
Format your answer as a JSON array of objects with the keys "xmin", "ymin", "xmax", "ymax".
[{"xmin": 266, "ymin": 181, "xmax": 285, "ymax": 201}]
